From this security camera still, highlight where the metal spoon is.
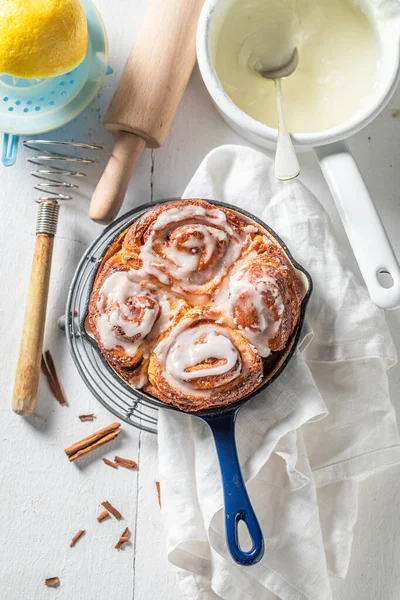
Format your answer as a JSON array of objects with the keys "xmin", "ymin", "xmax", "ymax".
[{"xmin": 255, "ymin": 48, "xmax": 300, "ymax": 181}]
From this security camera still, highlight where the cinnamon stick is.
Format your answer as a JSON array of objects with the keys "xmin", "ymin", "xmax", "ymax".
[
  {"xmin": 70, "ymin": 530, "xmax": 85, "ymax": 548},
  {"xmin": 79, "ymin": 414, "xmax": 95, "ymax": 422},
  {"xmin": 68, "ymin": 431, "xmax": 120, "ymax": 462},
  {"xmin": 115, "ymin": 527, "xmax": 130, "ymax": 550},
  {"xmin": 64, "ymin": 422, "xmax": 121, "ymax": 462},
  {"xmin": 102, "ymin": 458, "xmax": 117, "ymax": 469},
  {"xmin": 65, "ymin": 422, "xmax": 120, "ymax": 456},
  {"xmin": 114, "ymin": 456, "xmax": 138, "ymax": 470},
  {"xmin": 45, "ymin": 577, "xmax": 60, "ymax": 588},
  {"xmin": 97, "ymin": 510, "xmax": 110, "ymax": 523},
  {"xmin": 101, "ymin": 501, "xmax": 123, "ymax": 521},
  {"xmin": 41, "ymin": 351, "xmax": 67, "ymax": 406},
  {"xmin": 155, "ymin": 481, "xmax": 161, "ymax": 508}
]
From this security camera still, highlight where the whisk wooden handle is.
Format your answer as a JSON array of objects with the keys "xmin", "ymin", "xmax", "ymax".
[
  {"xmin": 12, "ymin": 234, "xmax": 54, "ymax": 416},
  {"xmin": 89, "ymin": 0, "xmax": 204, "ymax": 224}
]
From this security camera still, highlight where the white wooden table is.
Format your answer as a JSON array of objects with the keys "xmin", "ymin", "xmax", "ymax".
[{"xmin": 1, "ymin": 1, "xmax": 400, "ymax": 598}]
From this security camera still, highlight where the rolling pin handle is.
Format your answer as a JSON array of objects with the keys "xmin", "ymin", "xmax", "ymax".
[{"xmin": 89, "ymin": 132, "xmax": 146, "ymax": 225}]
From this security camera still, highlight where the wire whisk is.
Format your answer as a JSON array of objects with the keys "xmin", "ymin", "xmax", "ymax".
[
  {"xmin": 12, "ymin": 139, "xmax": 102, "ymax": 416},
  {"xmin": 24, "ymin": 140, "xmax": 102, "ymax": 202}
]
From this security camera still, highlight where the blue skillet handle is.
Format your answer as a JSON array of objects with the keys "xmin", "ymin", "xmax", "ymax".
[{"xmin": 201, "ymin": 409, "xmax": 264, "ymax": 566}]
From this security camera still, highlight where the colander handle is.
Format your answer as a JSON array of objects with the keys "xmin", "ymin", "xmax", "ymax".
[
  {"xmin": 2, "ymin": 134, "xmax": 19, "ymax": 167},
  {"xmin": 316, "ymin": 142, "xmax": 400, "ymax": 310}
]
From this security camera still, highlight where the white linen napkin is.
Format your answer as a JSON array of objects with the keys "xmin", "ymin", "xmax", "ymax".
[{"xmin": 157, "ymin": 145, "xmax": 400, "ymax": 600}]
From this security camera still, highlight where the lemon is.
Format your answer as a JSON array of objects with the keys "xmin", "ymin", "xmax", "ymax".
[{"xmin": 0, "ymin": 0, "xmax": 88, "ymax": 79}]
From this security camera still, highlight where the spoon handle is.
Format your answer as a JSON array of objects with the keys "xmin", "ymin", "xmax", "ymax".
[{"xmin": 274, "ymin": 79, "xmax": 300, "ymax": 181}]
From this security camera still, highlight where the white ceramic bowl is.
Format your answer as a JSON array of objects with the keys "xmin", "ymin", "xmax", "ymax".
[
  {"xmin": 196, "ymin": 0, "xmax": 400, "ymax": 309},
  {"xmin": 196, "ymin": 0, "xmax": 400, "ymax": 150}
]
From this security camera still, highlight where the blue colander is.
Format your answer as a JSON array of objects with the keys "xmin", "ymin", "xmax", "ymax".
[{"xmin": 0, "ymin": 0, "xmax": 108, "ymax": 166}]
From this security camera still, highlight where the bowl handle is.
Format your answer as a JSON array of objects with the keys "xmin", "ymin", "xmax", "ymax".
[
  {"xmin": 316, "ymin": 142, "xmax": 400, "ymax": 310},
  {"xmin": 201, "ymin": 410, "xmax": 264, "ymax": 566}
]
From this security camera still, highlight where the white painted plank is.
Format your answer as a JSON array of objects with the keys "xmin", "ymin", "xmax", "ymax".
[
  {"xmin": 331, "ymin": 464, "xmax": 400, "ymax": 600},
  {"xmin": 133, "ymin": 431, "xmax": 186, "ymax": 600}
]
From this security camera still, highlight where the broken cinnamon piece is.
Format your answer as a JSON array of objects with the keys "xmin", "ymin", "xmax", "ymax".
[
  {"xmin": 102, "ymin": 457, "xmax": 117, "ymax": 469},
  {"xmin": 101, "ymin": 501, "xmax": 123, "ymax": 520},
  {"xmin": 45, "ymin": 577, "xmax": 60, "ymax": 588},
  {"xmin": 43, "ymin": 350, "xmax": 68, "ymax": 406},
  {"xmin": 41, "ymin": 352, "xmax": 67, "ymax": 407},
  {"xmin": 64, "ymin": 422, "xmax": 121, "ymax": 462},
  {"xmin": 114, "ymin": 456, "xmax": 138, "ymax": 470},
  {"xmin": 115, "ymin": 527, "xmax": 130, "ymax": 550},
  {"xmin": 97, "ymin": 510, "xmax": 110, "ymax": 523},
  {"xmin": 40, "ymin": 355, "xmax": 53, "ymax": 385},
  {"xmin": 79, "ymin": 414, "xmax": 95, "ymax": 422},
  {"xmin": 155, "ymin": 481, "xmax": 161, "ymax": 508},
  {"xmin": 70, "ymin": 529, "xmax": 85, "ymax": 548}
]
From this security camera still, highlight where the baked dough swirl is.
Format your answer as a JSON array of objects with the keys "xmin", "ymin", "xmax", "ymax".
[
  {"xmin": 146, "ymin": 306, "xmax": 263, "ymax": 411},
  {"xmin": 123, "ymin": 199, "xmax": 256, "ymax": 303},
  {"xmin": 228, "ymin": 237, "xmax": 302, "ymax": 356},
  {"xmin": 88, "ymin": 252, "xmax": 188, "ymax": 387}
]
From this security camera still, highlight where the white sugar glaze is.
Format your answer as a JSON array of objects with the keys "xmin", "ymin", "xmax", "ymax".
[
  {"xmin": 96, "ymin": 271, "xmax": 159, "ymax": 355},
  {"xmin": 212, "ymin": 0, "xmax": 381, "ymax": 133},
  {"xmin": 154, "ymin": 312, "xmax": 245, "ymax": 397},
  {"xmin": 152, "ymin": 205, "xmax": 233, "ymax": 232},
  {"xmin": 166, "ymin": 324, "xmax": 239, "ymax": 381},
  {"xmin": 130, "ymin": 373, "xmax": 149, "ymax": 389},
  {"xmin": 146, "ymin": 297, "xmax": 188, "ymax": 348},
  {"xmin": 96, "ymin": 314, "xmax": 143, "ymax": 356},
  {"xmin": 228, "ymin": 267, "xmax": 285, "ymax": 356},
  {"xmin": 162, "ymin": 225, "xmax": 229, "ymax": 274},
  {"xmin": 137, "ymin": 204, "xmax": 253, "ymax": 298}
]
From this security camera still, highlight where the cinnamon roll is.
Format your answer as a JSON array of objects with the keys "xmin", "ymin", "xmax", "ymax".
[
  {"xmin": 123, "ymin": 199, "xmax": 256, "ymax": 304},
  {"xmin": 87, "ymin": 199, "xmax": 303, "ymax": 410},
  {"xmin": 228, "ymin": 238, "xmax": 302, "ymax": 356},
  {"xmin": 146, "ymin": 307, "xmax": 263, "ymax": 411},
  {"xmin": 88, "ymin": 253, "xmax": 189, "ymax": 387}
]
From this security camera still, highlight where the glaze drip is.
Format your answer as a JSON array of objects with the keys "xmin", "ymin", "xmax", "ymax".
[{"xmin": 96, "ymin": 271, "xmax": 160, "ymax": 356}]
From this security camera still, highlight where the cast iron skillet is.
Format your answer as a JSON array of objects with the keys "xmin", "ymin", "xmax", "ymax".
[{"xmin": 81, "ymin": 199, "xmax": 313, "ymax": 566}]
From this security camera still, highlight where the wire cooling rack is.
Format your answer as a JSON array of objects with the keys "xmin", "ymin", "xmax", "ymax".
[
  {"xmin": 65, "ymin": 198, "xmax": 312, "ymax": 435},
  {"xmin": 65, "ymin": 204, "xmax": 166, "ymax": 434}
]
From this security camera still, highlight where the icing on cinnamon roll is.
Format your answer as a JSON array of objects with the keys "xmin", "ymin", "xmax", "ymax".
[
  {"xmin": 88, "ymin": 257, "xmax": 189, "ymax": 387},
  {"xmin": 95, "ymin": 271, "xmax": 160, "ymax": 365},
  {"xmin": 123, "ymin": 199, "xmax": 256, "ymax": 304},
  {"xmin": 146, "ymin": 307, "xmax": 263, "ymax": 411},
  {"xmin": 228, "ymin": 242, "xmax": 302, "ymax": 356}
]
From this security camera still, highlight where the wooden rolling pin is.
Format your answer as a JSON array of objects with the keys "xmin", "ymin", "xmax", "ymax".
[
  {"xmin": 12, "ymin": 201, "xmax": 59, "ymax": 416},
  {"xmin": 89, "ymin": 0, "xmax": 204, "ymax": 224}
]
